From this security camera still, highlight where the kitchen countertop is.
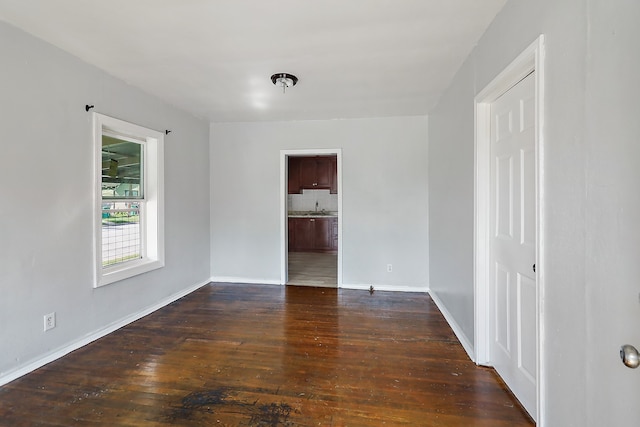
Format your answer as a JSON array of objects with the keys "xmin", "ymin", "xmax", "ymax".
[{"xmin": 288, "ymin": 211, "xmax": 338, "ymax": 218}]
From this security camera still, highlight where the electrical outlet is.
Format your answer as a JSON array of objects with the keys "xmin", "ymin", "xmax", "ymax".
[
  {"xmin": 387, "ymin": 264, "xmax": 393, "ymax": 273},
  {"xmin": 44, "ymin": 312, "xmax": 56, "ymax": 331}
]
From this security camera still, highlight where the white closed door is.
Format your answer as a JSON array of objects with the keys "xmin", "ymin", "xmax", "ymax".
[
  {"xmin": 489, "ymin": 71, "xmax": 537, "ymax": 418},
  {"xmin": 584, "ymin": 1, "xmax": 640, "ymax": 423}
]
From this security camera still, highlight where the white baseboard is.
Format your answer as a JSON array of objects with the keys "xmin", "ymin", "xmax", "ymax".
[
  {"xmin": 0, "ymin": 279, "xmax": 211, "ymax": 387},
  {"xmin": 340, "ymin": 283, "xmax": 429, "ymax": 293},
  {"xmin": 428, "ymin": 290, "xmax": 475, "ymax": 362},
  {"xmin": 210, "ymin": 277, "xmax": 282, "ymax": 285}
]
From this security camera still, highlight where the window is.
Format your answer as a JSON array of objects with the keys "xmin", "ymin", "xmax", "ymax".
[{"xmin": 93, "ymin": 113, "xmax": 164, "ymax": 287}]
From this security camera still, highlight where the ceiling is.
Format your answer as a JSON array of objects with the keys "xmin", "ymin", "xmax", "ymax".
[{"xmin": 0, "ymin": 0, "xmax": 506, "ymax": 123}]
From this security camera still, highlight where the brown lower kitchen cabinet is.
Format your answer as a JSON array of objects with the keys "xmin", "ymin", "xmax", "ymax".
[{"xmin": 288, "ymin": 217, "xmax": 337, "ymax": 253}]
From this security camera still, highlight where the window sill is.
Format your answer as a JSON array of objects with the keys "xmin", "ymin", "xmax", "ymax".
[{"xmin": 95, "ymin": 258, "xmax": 164, "ymax": 288}]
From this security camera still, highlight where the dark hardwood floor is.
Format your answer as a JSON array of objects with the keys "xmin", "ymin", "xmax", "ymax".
[{"xmin": 0, "ymin": 283, "xmax": 534, "ymax": 426}]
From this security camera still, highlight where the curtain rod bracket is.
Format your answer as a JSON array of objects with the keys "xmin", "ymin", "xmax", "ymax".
[{"xmin": 85, "ymin": 104, "xmax": 94, "ymax": 112}]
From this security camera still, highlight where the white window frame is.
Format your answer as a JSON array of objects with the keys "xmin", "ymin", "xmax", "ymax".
[{"xmin": 93, "ymin": 113, "xmax": 164, "ymax": 287}]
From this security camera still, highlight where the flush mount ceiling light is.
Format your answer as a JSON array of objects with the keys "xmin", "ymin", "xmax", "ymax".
[{"xmin": 270, "ymin": 73, "xmax": 298, "ymax": 93}]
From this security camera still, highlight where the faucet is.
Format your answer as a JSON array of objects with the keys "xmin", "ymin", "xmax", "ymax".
[{"xmin": 315, "ymin": 201, "xmax": 319, "ymax": 212}]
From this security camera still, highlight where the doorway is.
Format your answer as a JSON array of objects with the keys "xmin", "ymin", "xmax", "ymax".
[
  {"xmin": 474, "ymin": 36, "xmax": 544, "ymax": 422},
  {"xmin": 280, "ymin": 149, "xmax": 343, "ymax": 287}
]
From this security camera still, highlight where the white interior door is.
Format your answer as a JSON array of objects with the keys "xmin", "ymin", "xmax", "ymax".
[
  {"xmin": 489, "ymin": 71, "xmax": 537, "ymax": 417},
  {"xmin": 585, "ymin": 2, "xmax": 640, "ymax": 422}
]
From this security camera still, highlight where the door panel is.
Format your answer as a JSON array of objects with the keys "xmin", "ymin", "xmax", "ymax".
[
  {"xmin": 294, "ymin": 218, "xmax": 314, "ymax": 251},
  {"xmin": 315, "ymin": 157, "xmax": 332, "ymax": 188},
  {"xmin": 299, "ymin": 158, "xmax": 318, "ymax": 188},
  {"xmin": 288, "ymin": 157, "xmax": 301, "ymax": 194},
  {"xmin": 490, "ymin": 72, "xmax": 536, "ymax": 417},
  {"xmin": 517, "ymin": 273, "xmax": 536, "ymax": 383},
  {"xmin": 495, "ymin": 263, "xmax": 511, "ymax": 355},
  {"xmin": 313, "ymin": 218, "xmax": 332, "ymax": 251},
  {"xmin": 585, "ymin": 3, "xmax": 640, "ymax": 423},
  {"xmin": 496, "ymin": 155, "xmax": 514, "ymax": 240},
  {"xmin": 288, "ymin": 218, "xmax": 296, "ymax": 251},
  {"xmin": 520, "ymin": 147, "xmax": 535, "ymax": 247}
]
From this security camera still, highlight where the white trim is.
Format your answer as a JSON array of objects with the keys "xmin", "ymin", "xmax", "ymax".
[
  {"xmin": 0, "ymin": 280, "xmax": 210, "ymax": 387},
  {"xmin": 209, "ymin": 277, "xmax": 282, "ymax": 286},
  {"xmin": 280, "ymin": 149, "xmax": 343, "ymax": 287},
  {"xmin": 474, "ymin": 35, "xmax": 545, "ymax": 423},
  {"xmin": 93, "ymin": 113, "xmax": 165, "ymax": 287},
  {"xmin": 429, "ymin": 289, "xmax": 474, "ymax": 360},
  {"xmin": 340, "ymin": 283, "xmax": 429, "ymax": 293}
]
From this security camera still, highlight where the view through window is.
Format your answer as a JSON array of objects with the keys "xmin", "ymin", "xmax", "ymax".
[{"xmin": 101, "ymin": 134, "xmax": 143, "ymax": 267}]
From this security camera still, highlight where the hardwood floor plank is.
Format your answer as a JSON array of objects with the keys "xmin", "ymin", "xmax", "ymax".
[{"xmin": 0, "ymin": 283, "xmax": 533, "ymax": 426}]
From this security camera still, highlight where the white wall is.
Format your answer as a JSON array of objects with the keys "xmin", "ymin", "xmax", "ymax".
[
  {"xmin": 0, "ymin": 22, "xmax": 211, "ymax": 381},
  {"xmin": 429, "ymin": 0, "xmax": 640, "ymax": 425},
  {"xmin": 210, "ymin": 117, "xmax": 429, "ymax": 290}
]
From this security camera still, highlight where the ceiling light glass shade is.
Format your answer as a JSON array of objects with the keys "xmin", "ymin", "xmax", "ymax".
[{"xmin": 270, "ymin": 73, "xmax": 298, "ymax": 93}]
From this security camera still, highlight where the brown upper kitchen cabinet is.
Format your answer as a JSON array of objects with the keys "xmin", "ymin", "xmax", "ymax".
[
  {"xmin": 288, "ymin": 157, "xmax": 301, "ymax": 194},
  {"xmin": 330, "ymin": 156, "xmax": 337, "ymax": 194},
  {"xmin": 299, "ymin": 156, "xmax": 332, "ymax": 189},
  {"xmin": 288, "ymin": 155, "xmax": 337, "ymax": 194}
]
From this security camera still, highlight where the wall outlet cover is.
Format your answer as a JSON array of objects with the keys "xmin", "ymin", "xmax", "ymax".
[{"xmin": 44, "ymin": 312, "xmax": 56, "ymax": 331}]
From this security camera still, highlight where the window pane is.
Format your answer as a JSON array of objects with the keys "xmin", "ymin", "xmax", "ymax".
[
  {"xmin": 101, "ymin": 135, "xmax": 142, "ymax": 199},
  {"xmin": 101, "ymin": 202, "xmax": 141, "ymax": 267}
]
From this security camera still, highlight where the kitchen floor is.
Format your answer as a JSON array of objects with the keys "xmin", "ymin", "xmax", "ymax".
[{"xmin": 287, "ymin": 252, "xmax": 337, "ymax": 287}]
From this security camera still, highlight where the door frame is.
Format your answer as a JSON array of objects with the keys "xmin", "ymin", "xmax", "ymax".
[
  {"xmin": 280, "ymin": 148, "xmax": 343, "ymax": 286},
  {"xmin": 474, "ymin": 35, "xmax": 545, "ymax": 422}
]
